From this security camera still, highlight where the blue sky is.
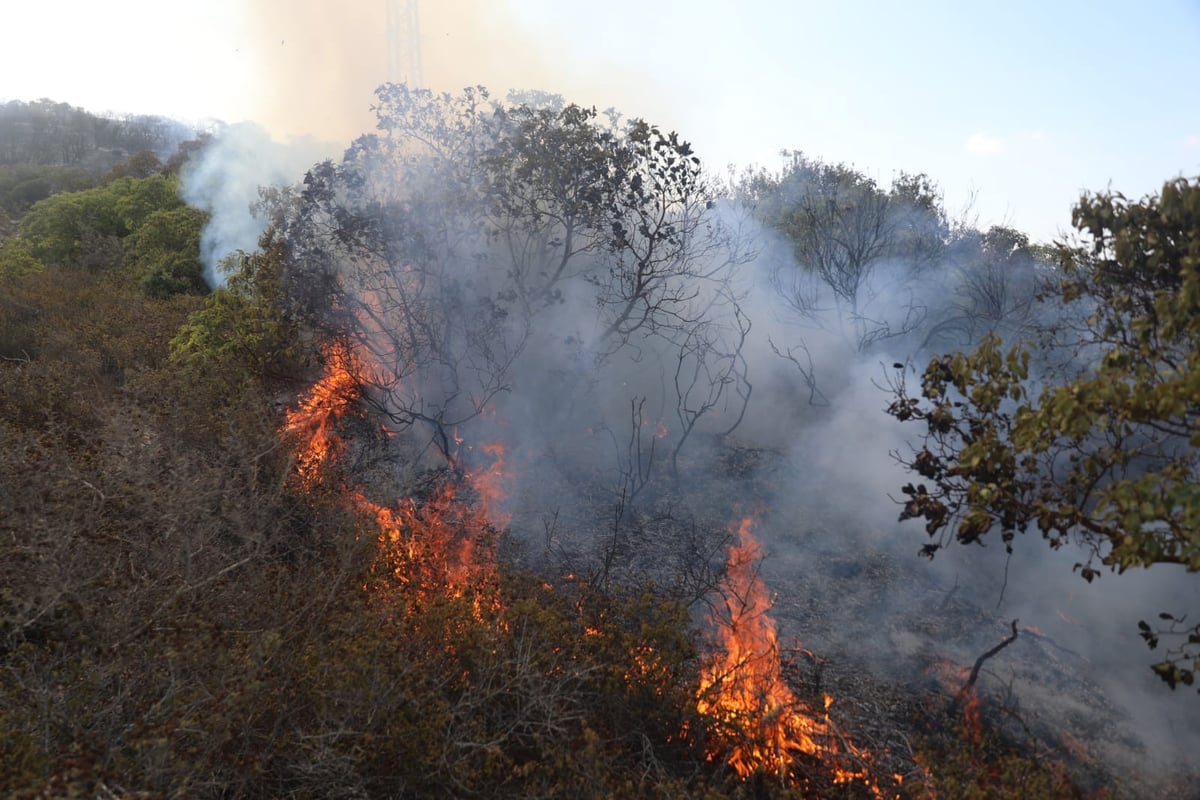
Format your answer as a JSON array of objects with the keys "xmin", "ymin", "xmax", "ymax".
[
  {"xmin": 500, "ymin": 0, "xmax": 1200, "ymax": 240},
  {"xmin": 3, "ymin": 0, "xmax": 1198, "ymax": 241}
]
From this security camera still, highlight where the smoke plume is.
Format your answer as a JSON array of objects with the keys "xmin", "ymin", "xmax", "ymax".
[{"xmin": 181, "ymin": 123, "xmax": 335, "ymax": 286}]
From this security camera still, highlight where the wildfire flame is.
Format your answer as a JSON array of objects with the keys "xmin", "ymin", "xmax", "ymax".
[
  {"xmin": 283, "ymin": 340, "xmax": 364, "ymax": 489},
  {"xmin": 698, "ymin": 516, "xmax": 884, "ymax": 792},
  {"xmin": 960, "ymin": 687, "xmax": 983, "ymax": 745},
  {"xmin": 283, "ymin": 337, "xmax": 506, "ymax": 622},
  {"xmin": 931, "ymin": 658, "xmax": 984, "ymax": 745},
  {"xmin": 363, "ymin": 481, "xmax": 503, "ymax": 624},
  {"xmin": 466, "ymin": 441, "xmax": 510, "ymax": 529}
]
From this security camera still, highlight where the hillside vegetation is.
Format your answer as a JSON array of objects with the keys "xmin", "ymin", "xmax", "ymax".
[{"xmin": 2, "ymin": 90, "xmax": 1196, "ymax": 797}]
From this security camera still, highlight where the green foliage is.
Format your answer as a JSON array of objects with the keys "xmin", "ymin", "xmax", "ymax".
[
  {"xmin": 129, "ymin": 205, "xmax": 208, "ymax": 297},
  {"xmin": 888, "ymin": 176, "xmax": 1200, "ymax": 689},
  {"xmin": 0, "ymin": 238, "xmax": 41, "ymax": 279},
  {"xmin": 5, "ymin": 172, "xmax": 209, "ymax": 299},
  {"xmin": 0, "ymin": 163, "xmax": 96, "ymax": 214},
  {"xmin": 19, "ymin": 185, "xmax": 124, "ymax": 264},
  {"xmin": 110, "ymin": 174, "xmax": 182, "ymax": 230},
  {"xmin": 170, "ymin": 227, "xmax": 303, "ymax": 382},
  {"xmin": 17, "ymin": 174, "xmax": 186, "ymax": 267}
]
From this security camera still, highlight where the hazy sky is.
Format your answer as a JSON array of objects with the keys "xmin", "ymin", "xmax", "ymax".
[{"xmin": 3, "ymin": 0, "xmax": 1198, "ymax": 241}]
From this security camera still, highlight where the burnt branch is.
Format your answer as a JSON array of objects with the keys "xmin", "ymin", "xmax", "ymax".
[
  {"xmin": 768, "ymin": 336, "xmax": 829, "ymax": 407},
  {"xmin": 960, "ymin": 619, "xmax": 1020, "ymax": 700}
]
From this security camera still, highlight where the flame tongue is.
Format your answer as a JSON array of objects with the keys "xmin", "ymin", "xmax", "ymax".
[
  {"xmin": 697, "ymin": 516, "xmax": 808, "ymax": 777},
  {"xmin": 698, "ymin": 516, "xmax": 882, "ymax": 791},
  {"xmin": 283, "ymin": 340, "xmax": 364, "ymax": 489},
  {"xmin": 364, "ymin": 480, "xmax": 503, "ymax": 623},
  {"xmin": 283, "ymin": 337, "xmax": 505, "ymax": 622},
  {"xmin": 467, "ymin": 441, "xmax": 510, "ymax": 529}
]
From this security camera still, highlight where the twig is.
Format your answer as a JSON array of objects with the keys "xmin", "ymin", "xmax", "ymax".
[
  {"xmin": 1, "ymin": 349, "xmax": 32, "ymax": 364},
  {"xmin": 996, "ymin": 550, "xmax": 1012, "ymax": 609},
  {"xmin": 109, "ymin": 556, "xmax": 254, "ymax": 652},
  {"xmin": 962, "ymin": 619, "xmax": 1020, "ymax": 696}
]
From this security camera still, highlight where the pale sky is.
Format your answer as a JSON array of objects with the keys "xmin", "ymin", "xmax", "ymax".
[{"xmin": 3, "ymin": 0, "xmax": 1198, "ymax": 242}]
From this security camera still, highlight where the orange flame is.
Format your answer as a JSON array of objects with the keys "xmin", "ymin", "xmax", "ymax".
[
  {"xmin": 466, "ymin": 441, "xmax": 510, "ymax": 529},
  {"xmin": 959, "ymin": 686, "xmax": 983, "ymax": 745},
  {"xmin": 285, "ymin": 344, "xmax": 898, "ymax": 790},
  {"xmin": 283, "ymin": 337, "xmax": 507, "ymax": 625},
  {"xmin": 283, "ymin": 340, "xmax": 363, "ymax": 488},
  {"xmin": 363, "ymin": 481, "xmax": 503, "ymax": 624},
  {"xmin": 931, "ymin": 659, "xmax": 985, "ymax": 745},
  {"xmin": 698, "ymin": 516, "xmax": 883, "ymax": 792}
]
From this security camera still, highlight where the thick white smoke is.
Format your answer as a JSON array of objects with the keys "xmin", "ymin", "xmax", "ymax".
[{"xmin": 181, "ymin": 123, "xmax": 336, "ymax": 287}]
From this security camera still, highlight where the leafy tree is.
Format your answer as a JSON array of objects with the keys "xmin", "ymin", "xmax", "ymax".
[
  {"xmin": 0, "ymin": 163, "xmax": 96, "ymax": 214},
  {"xmin": 19, "ymin": 186, "xmax": 124, "ymax": 264},
  {"xmin": 170, "ymin": 220, "xmax": 305, "ymax": 383},
  {"xmin": 11, "ymin": 174, "xmax": 205, "ymax": 297},
  {"xmin": 754, "ymin": 153, "xmax": 894, "ymax": 319},
  {"xmin": 281, "ymin": 84, "xmax": 750, "ymax": 466},
  {"xmin": 887, "ymin": 176, "xmax": 1200, "ymax": 689},
  {"xmin": 956, "ymin": 226, "xmax": 1043, "ymax": 325},
  {"xmin": 889, "ymin": 170, "xmax": 949, "ymax": 269},
  {"xmin": 104, "ymin": 148, "xmax": 164, "ymax": 180},
  {"xmin": 740, "ymin": 152, "xmax": 945, "ymax": 353},
  {"xmin": 0, "ymin": 238, "xmax": 40, "ymax": 279},
  {"xmin": 129, "ymin": 205, "xmax": 208, "ymax": 297},
  {"xmin": 921, "ymin": 224, "xmax": 1047, "ymax": 349}
]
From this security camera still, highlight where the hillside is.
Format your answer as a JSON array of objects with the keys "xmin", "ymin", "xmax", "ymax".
[{"xmin": 1, "ymin": 94, "xmax": 1197, "ymax": 798}]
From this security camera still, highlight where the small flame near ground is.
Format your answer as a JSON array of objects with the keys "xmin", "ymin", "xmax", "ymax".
[
  {"xmin": 930, "ymin": 659, "xmax": 984, "ymax": 745},
  {"xmin": 697, "ymin": 515, "xmax": 888, "ymax": 794}
]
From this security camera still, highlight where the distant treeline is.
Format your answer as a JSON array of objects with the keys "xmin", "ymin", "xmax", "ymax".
[{"xmin": 0, "ymin": 98, "xmax": 196, "ymax": 173}]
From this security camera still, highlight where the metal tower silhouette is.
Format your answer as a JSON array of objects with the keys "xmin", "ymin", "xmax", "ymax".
[{"xmin": 386, "ymin": 0, "xmax": 423, "ymax": 88}]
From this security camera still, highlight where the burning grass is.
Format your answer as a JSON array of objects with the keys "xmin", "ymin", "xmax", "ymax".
[
  {"xmin": 268, "ymin": 334, "xmax": 1112, "ymax": 798},
  {"xmin": 697, "ymin": 515, "xmax": 894, "ymax": 795}
]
